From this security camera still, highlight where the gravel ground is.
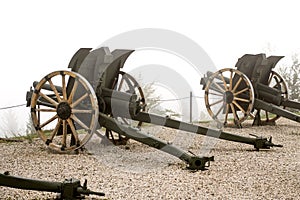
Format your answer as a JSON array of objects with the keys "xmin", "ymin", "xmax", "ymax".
[{"xmin": 0, "ymin": 118, "xmax": 299, "ymax": 199}]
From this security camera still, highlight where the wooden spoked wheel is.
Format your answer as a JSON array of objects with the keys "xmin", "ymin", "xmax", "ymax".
[
  {"xmin": 252, "ymin": 70, "xmax": 288, "ymax": 124},
  {"xmin": 30, "ymin": 70, "xmax": 99, "ymax": 152},
  {"xmin": 105, "ymin": 71, "xmax": 146, "ymax": 145},
  {"xmin": 204, "ymin": 68, "xmax": 255, "ymax": 127}
]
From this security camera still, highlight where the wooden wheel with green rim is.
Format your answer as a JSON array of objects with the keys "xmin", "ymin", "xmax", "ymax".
[
  {"xmin": 30, "ymin": 70, "xmax": 99, "ymax": 152},
  {"xmin": 251, "ymin": 70, "xmax": 288, "ymax": 124},
  {"xmin": 204, "ymin": 68, "xmax": 255, "ymax": 127}
]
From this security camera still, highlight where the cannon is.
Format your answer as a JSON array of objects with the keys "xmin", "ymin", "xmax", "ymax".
[
  {"xmin": 0, "ymin": 171, "xmax": 104, "ymax": 199},
  {"xmin": 25, "ymin": 48, "xmax": 282, "ymax": 171},
  {"xmin": 200, "ymin": 53, "xmax": 300, "ymax": 127}
]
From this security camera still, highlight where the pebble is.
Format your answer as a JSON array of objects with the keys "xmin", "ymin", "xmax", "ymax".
[{"xmin": 0, "ymin": 118, "xmax": 299, "ymax": 199}]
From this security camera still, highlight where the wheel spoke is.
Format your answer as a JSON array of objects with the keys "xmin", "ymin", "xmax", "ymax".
[
  {"xmin": 37, "ymin": 105, "xmax": 41, "ymax": 126},
  {"xmin": 40, "ymin": 114, "xmax": 58, "ymax": 129},
  {"xmin": 232, "ymin": 100, "xmax": 246, "ymax": 113},
  {"xmin": 62, "ymin": 120, "xmax": 67, "ymax": 147},
  {"xmin": 117, "ymin": 76, "xmax": 125, "ymax": 91},
  {"xmin": 211, "ymin": 80, "xmax": 225, "ymax": 93},
  {"xmin": 61, "ymin": 74, "xmax": 67, "ymax": 101},
  {"xmin": 71, "ymin": 93, "xmax": 88, "ymax": 108},
  {"xmin": 123, "ymin": 76, "xmax": 136, "ymax": 94},
  {"xmin": 208, "ymin": 92, "xmax": 223, "ymax": 97},
  {"xmin": 272, "ymin": 76, "xmax": 282, "ymax": 89},
  {"xmin": 229, "ymin": 70, "xmax": 233, "ymax": 91},
  {"xmin": 48, "ymin": 79, "xmax": 62, "ymax": 102},
  {"xmin": 36, "ymin": 108, "xmax": 56, "ymax": 112},
  {"xmin": 249, "ymin": 112, "xmax": 255, "ymax": 119},
  {"xmin": 71, "ymin": 114, "xmax": 90, "ymax": 130},
  {"xmin": 67, "ymin": 119, "xmax": 80, "ymax": 145},
  {"xmin": 234, "ymin": 97, "xmax": 250, "ymax": 103},
  {"xmin": 224, "ymin": 104, "xmax": 230, "ymax": 123},
  {"xmin": 39, "ymin": 92, "xmax": 58, "ymax": 107},
  {"xmin": 209, "ymin": 99, "xmax": 224, "ymax": 107},
  {"xmin": 68, "ymin": 79, "xmax": 79, "ymax": 104},
  {"xmin": 232, "ymin": 76, "xmax": 242, "ymax": 92},
  {"xmin": 267, "ymin": 73, "xmax": 274, "ymax": 85},
  {"xmin": 234, "ymin": 87, "xmax": 249, "ymax": 96},
  {"xmin": 72, "ymin": 109, "xmax": 93, "ymax": 114},
  {"xmin": 230, "ymin": 103, "xmax": 238, "ymax": 122},
  {"xmin": 214, "ymin": 103, "xmax": 224, "ymax": 118},
  {"xmin": 219, "ymin": 73, "xmax": 228, "ymax": 91},
  {"xmin": 49, "ymin": 119, "xmax": 62, "ymax": 141},
  {"xmin": 208, "ymin": 85, "xmax": 224, "ymax": 94}
]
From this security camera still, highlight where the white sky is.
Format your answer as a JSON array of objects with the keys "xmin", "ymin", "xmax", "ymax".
[{"xmin": 0, "ymin": 0, "xmax": 300, "ymax": 135}]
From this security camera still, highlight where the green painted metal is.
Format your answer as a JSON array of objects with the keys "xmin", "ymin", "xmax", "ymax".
[
  {"xmin": 24, "ymin": 48, "xmax": 283, "ymax": 172},
  {"xmin": 201, "ymin": 53, "xmax": 300, "ymax": 126},
  {"xmin": 0, "ymin": 172, "xmax": 104, "ymax": 199}
]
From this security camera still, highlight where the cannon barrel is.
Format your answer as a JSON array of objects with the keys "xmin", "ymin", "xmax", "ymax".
[
  {"xmin": 256, "ymin": 83, "xmax": 283, "ymax": 105},
  {"xmin": 101, "ymin": 87, "xmax": 140, "ymax": 117},
  {"xmin": 0, "ymin": 172, "xmax": 104, "ymax": 199}
]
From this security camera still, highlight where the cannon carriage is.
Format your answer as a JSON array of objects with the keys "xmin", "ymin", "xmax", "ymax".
[
  {"xmin": 201, "ymin": 53, "xmax": 300, "ymax": 127},
  {"xmin": 26, "ymin": 48, "xmax": 283, "ymax": 171}
]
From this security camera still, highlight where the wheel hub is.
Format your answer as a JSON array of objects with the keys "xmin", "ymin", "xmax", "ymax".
[
  {"xmin": 224, "ymin": 91, "xmax": 234, "ymax": 103},
  {"xmin": 57, "ymin": 102, "xmax": 72, "ymax": 120}
]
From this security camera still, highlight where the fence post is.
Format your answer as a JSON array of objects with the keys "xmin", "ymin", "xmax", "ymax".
[{"xmin": 190, "ymin": 91, "xmax": 192, "ymax": 123}]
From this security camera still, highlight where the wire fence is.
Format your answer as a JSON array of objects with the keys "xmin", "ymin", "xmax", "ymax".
[
  {"xmin": 0, "ymin": 94, "xmax": 212, "ymax": 137},
  {"xmin": 149, "ymin": 95, "xmax": 219, "ymax": 102},
  {"xmin": 0, "ymin": 95, "xmax": 215, "ymax": 110},
  {"xmin": 0, "ymin": 103, "xmax": 28, "ymax": 138},
  {"xmin": 0, "ymin": 104, "xmax": 26, "ymax": 110}
]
